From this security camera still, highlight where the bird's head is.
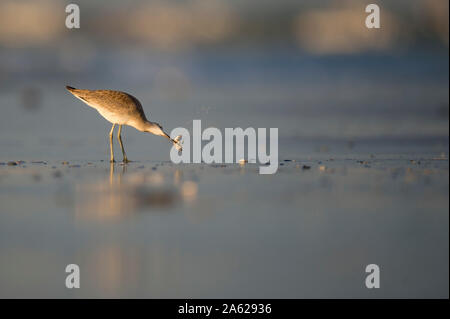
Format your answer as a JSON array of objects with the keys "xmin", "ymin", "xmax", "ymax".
[
  {"xmin": 145, "ymin": 121, "xmax": 183, "ymax": 152},
  {"xmin": 145, "ymin": 122, "xmax": 166, "ymax": 137}
]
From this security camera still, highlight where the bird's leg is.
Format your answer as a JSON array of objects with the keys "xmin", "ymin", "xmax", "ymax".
[
  {"xmin": 117, "ymin": 124, "xmax": 129, "ymax": 163},
  {"xmin": 109, "ymin": 123, "xmax": 116, "ymax": 163}
]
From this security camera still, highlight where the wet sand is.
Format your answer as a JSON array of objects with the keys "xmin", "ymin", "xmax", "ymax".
[
  {"xmin": 0, "ymin": 155, "xmax": 448, "ymax": 298},
  {"xmin": 0, "ymin": 48, "xmax": 448, "ymax": 298}
]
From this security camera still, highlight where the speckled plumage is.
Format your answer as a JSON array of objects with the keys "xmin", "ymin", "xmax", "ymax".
[{"xmin": 66, "ymin": 86, "xmax": 148, "ymax": 127}]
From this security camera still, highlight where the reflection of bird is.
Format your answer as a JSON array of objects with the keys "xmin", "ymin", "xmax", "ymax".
[{"xmin": 66, "ymin": 86, "xmax": 182, "ymax": 163}]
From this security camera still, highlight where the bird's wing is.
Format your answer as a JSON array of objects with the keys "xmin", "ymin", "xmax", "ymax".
[{"xmin": 67, "ymin": 87, "xmax": 148, "ymax": 122}]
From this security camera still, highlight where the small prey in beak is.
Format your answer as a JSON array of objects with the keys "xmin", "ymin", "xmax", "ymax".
[{"xmin": 163, "ymin": 132, "xmax": 183, "ymax": 152}]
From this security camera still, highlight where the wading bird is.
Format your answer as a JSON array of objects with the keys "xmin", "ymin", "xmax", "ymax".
[{"xmin": 66, "ymin": 86, "xmax": 182, "ymax": 163}]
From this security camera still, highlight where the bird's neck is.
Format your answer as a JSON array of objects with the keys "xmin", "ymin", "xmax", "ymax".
[{"xmin": 132, "ymin": 120, "xmax": 153, "ymax": 132}]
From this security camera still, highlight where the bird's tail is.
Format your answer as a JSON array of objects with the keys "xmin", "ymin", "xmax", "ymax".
[{"xmin": 66, "ymin": 86, "xmax": 90, "ymax": 103}]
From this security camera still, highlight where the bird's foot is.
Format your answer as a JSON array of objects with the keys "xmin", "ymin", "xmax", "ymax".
[
  {"xmin": 122, "ymin": 158, "xmax": 130, "ymax": 164},
  {"xmin": 110, "ymin": 159, "xmax": 116, "ymax": 163}
]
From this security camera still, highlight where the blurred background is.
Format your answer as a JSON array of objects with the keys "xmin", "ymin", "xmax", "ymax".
[
  {"xmin": 0, "ymin": 0, "xmax": 448, "ymax": 298},
  {"xmin": 0, "ymin": 0, "xmax": 448, "ymax": 160}
]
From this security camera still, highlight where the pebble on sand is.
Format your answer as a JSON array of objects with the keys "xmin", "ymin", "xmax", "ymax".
[{"xmin": 239, "ymin": 159, "xmax": 248, "ymax": 165}]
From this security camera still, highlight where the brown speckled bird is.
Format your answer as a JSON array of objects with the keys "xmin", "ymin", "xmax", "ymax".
[{"xmin": 66, "ymin": 86, "xmax": 182, "ymax": 163}]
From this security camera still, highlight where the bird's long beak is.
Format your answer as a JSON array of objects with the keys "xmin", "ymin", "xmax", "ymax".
[{"xmin": 162, "ymin": 131, "xmax": 172, "ymax": 142}]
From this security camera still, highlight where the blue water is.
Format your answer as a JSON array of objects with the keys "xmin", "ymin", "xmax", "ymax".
[{"xmin": 0, "ymin": 46, "xmax": 448, "ymax": 298}]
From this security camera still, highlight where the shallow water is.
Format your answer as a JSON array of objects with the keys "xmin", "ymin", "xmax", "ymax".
[
  {"xmin": 0, "ymin": 155, "xmax": 448, "ymax": 298},
  {"xmin": 0, "ymin": 48, "xmax": 448, "ymax": 298}
]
